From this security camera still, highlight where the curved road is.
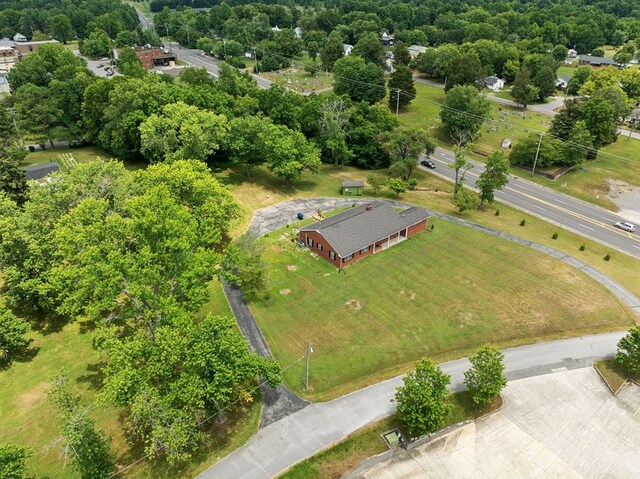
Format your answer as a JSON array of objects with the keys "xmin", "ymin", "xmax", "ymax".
[
  {"xmin": 198, "ymin": 332, "xmax": 626, "ymax": 479},
  {"xmin": 422, "ymin": 148, "xmax": 640, "ymax": 259}
]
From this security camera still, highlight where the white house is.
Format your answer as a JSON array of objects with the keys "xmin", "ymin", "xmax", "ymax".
[
  {"xmin": 567, "ymin": 48, "xmax": 577, "ymax": 58},
  {"xmin": 343, "ymin": 44, "xmax": 353, "ymax": 56},
  {"xmin": 483, "ymin": 76, "xmax": 505, "ymax": 92},
  {"xmin": 408, "ymin": 44, "xmax": 427, "ymax": 58},
  {"xmin": 556, "ymin": 76, "xmax": 571, "ymax": 89},
  {"xmin": 13, "ymin": 33, "xmax": 27, "ymax": 42}
]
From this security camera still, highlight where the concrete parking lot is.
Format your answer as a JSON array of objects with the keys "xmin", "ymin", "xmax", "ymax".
[{"xmin": 355, "ymin": 368, "xmax": 640, "ymax": 479}]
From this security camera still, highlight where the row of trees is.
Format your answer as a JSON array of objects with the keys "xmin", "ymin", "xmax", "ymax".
[
  {"xmin": 396, "ymin": 345, "xmax": 506, "ymax": 437},
  {"xmin": 0, "ymin": 0, "xmax": 139, "ymax": 44},
  {"xmin": 0, "ymin": 160, "xmax": 280, "ymax": 466}
]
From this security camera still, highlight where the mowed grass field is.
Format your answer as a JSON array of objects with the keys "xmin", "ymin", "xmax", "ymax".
[
  {"xmin": 22, "ymin": 146, "xmax": 148, "ymax": 171},
  {"xmin": 0, "ymin": 279, "xmax": 261, "ymax": 479},
  {"xmin": 250, "ymin": 218, "xmax": 635, "ymax": 400}
]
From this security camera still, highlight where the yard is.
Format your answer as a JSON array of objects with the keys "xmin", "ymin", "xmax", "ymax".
[
  {"xmin": 0, "ymin": 279, "xmax": 262, "ymax": 479},
  {"xmin": 22, "ymin": 145, "xmax": 148, "ymax": 171},
  {"xmin": 250, "ymin": 217, "xmax": 635, "ymax": 401}
]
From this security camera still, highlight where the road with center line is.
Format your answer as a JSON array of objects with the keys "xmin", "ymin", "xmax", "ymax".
[{"xmin": 421, "ymin": 148, "xmax": 640, "ymax": 259}]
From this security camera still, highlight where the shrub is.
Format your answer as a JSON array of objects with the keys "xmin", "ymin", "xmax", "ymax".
[
  {"xmin": 579, "ymin": 244, "xmax": 585, "ymax": 251},
  {"xmin": 226, "ymin": 57, "xmax": 246, "ymax": 69},
  {"xmin": 494, "ymin": 209, "xmax": 500, "ymax": 216},
  {"xmin": 520, "ymin": 218, "xmax": 526, "ymax": 226},
  {"xmin": 552, "ymin": 232, "xmax": 558, "ymax": 239},
  {"xmin": 604, "ymin": 252, "xmax": 611, "ymax": 261},
  {"xmin": 407, "ymin": 178, "xmax": 418, "ymax": 190}
]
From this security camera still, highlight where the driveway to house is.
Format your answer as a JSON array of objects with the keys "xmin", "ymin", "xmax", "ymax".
[
  {"xmin": 197, "ymin": 332, "xmax": 628, "ymax": 479},
  {"xmin": 350, "ymin": 368, "xmax": 640, "ymax": 479}
]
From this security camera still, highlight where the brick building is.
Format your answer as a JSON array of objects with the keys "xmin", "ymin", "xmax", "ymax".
[
  {"xmin": 133, "ymin": 45, "xmax": 178, "ymax": 69},
  {"xmin": 298, "ymin": 202, "xmax": 429, "ymax": 268}
]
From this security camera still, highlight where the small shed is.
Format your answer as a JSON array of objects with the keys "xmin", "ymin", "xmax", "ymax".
[
  {"xmin": 24, "ymin": 162, "xmax": 59, "ymax": 180},
  {"xmin": 341, "ymin": 180, "xmax": 364, "ymax": 196}
]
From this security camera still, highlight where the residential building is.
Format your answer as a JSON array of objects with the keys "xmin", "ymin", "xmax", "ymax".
[
  {"xmin": 13, "ymin": 33, "xmax": 27, "ymax": 43},
  {"xmin": 298, "ymin": 202, "xmax": 429, "ymax": 268},
  {"xmin": 567, "ymin": 48, "xmax": 577, "ymax": 58},
  {"xmin": 408, "ymin": 44, "xmax": 427, "ymax": 58},
  {"xmin": 343, "ymin": 44, "xmax": 353, "ymax": 56},
  {"xmin": 577, "ymin": 55, "xmax": 618, "ymax": 67},
  {"xmin": 483, "ymin": 75, "xmax": 505, "ymax": 92},
  {"xmin": 341, "ymin": 180, "xmax": 364, "ymax": 196},
  {"xmin": 381, "ymin": 32, "xmax": 394, "ymax": 46},
  {"xmin": 133, "ymin": 45, "xmax": 178, "ymax": 69},
  {"xmin": 24, "ymin": 162, "xmax": 59, "ymax": 181},
  {"xmin": 0, "ymin": 39, "xmax": 17, "ymax": 73},
  {"xmin": 556, "ymin": 76, "xmax": 571, "ymax": 89}
]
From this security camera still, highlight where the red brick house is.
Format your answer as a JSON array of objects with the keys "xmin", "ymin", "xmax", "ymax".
[
  {"xmin": 298, "ymin": 202, "xmax": 429, "ymax": 268},
  {"xmin": 133, "ymin": 45, "xmax": 178, "ymax": 69}
]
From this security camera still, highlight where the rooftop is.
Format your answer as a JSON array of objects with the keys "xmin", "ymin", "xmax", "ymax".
[
  {"xmin": 577, "ymin": 55, "xmax": 617, "ymax": 65},
  {"xmin": 300, "ymin": 202, "xmax": 429, "ymax": 257},
  {"xmin": 24, "ymin": 162, "xmax": 59, "ymax": 180},
  {"xmin": 341, "ymin": 180, "xmax": 364, "ymax": 188}
]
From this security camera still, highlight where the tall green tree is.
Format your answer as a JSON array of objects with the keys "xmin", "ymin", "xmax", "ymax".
[
  {"xmin": 302, "ymin": 30, "xmax": 327, "ymax": 61},
  {"xmin": 264, "ymin": 125, "xmax": 321, "ymax": 184},
  {"xmin": 0, "ymin": 148, "xmax": 28, "ymax": 206},
  {"xmin": 464, "ymin": 345, "xmax": 507, "ymax": 405},
  {"xmin": 564, "ymin": 120, "xmax": 594, "ymax": 166},
  {"xmin": 116, "ymin": 47, "xmax": 146, "ymax": 78},
  {"xmin": 48, "ymin": 14, "xmax": 74, "ymax": 44},
  {"xmin": 445, "ymin": 50, "xmax": 483, "ymax": 90},
  {"xmin": 333, "ymin": 56, "xmax": 386, "ymax": 104},
  {"xmin": 0, "ymin": 307, "xmax": 30, "ymax": 365},
  {"xmin": 392, "ymin": 42, "xmax": 411, "ymax": 67},
  {"xmin": 532, "ymin": 66, "xmax": 556, "ymax": 102},
  {"xmin": 48, "ymin": 375, "xmax": 115, "ymax": 479},
  {"xmin": 511, "ymin": 66, "xmax": 539, "ymax": 108},
  {"xmin": 139, "ymin": 101, "xmax": 228, "ymax": 163},
  {"xmin": 14, "ymin": 84, "xmax": 62, "ymax": 146},
  {"xmin": 440, "ymin": 85, "xmax": 491, "ymax": 145},
  {"xmin": 352, "ymin": 32, "xmax": 385, "ymax": 67},
  {"xmin": 395, "ymin": 358, "xmax": 452, "ymax": 437},
  {"xmin": 582, "ymin": 97, "xmax": 617, "ymax": 147},
  {"xmin": 226, "ymin": 115, "xmax": 269, "ymax": 178},
  {"xmin": 387, "ymin": 65, "xmax": 416, "ymax": 111},
  {"xmin": 383, "ymin": 127, "xmax": 435, "ymax": 180},
  {"xmin": 615, "ymin": 326, "xmax": 640, "ymax": 373},
  {"xmin": 0, "ymin": 443, "xmax": 33, "ymax": 479},
  {"xmin": 450, "ymin": 144, "xmax": 474, "ymax": 194},
  {"xmin": 79, "ymin": 29, "xmax": 112, "ymax": 57},
  {"xmin": 319, "ymin": 32, "xmax": 343, "ymax": 70},
  {"xmin": 475, "ymin": 150, "xmax": 510, "ymax": 206}
]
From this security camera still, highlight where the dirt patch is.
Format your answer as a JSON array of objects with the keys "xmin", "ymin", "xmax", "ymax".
[
  {"xmin": 16, "ymin": 382, "xmax": 49, "ymax": 415},
  {"xmin": 345, "ymin": 299, "xmax": 362, "ymax": 311},
  {"xmin": 287, "ymin": 264, "xmax": 297, "ymax": 271},
  {"xmin": 607, "ymin": 179, "xmax": 640, "ymax": 223},
  {"xmin": 410, "ymin": 292, "xmax": 416, "ymax": 300},
  {"xmin": 272, "ymin": 245, "xmax": 284, "ymax": 253},
  {"xmin": 279, "ymin": 288, "xmax": 291, "ymax": 295}
]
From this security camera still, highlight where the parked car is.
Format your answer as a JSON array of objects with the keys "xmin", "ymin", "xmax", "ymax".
[
  {"xmin": 614, "ymin": 221, "xmax": 636, "ymax": 232},
  {"xmin": 420, "ymin": 160, "xmax": 436, "ymax": 169},
  {"xmin": 97, "ymin": 63, "xmax": 104, "ymax": 68}
]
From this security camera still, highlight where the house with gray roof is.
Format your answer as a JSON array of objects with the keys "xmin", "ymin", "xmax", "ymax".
[
  {"xmin": 577, "ymin": 55, "xmax": 618, "ymax": 67},
  {"xmin": 24, "ymin": 162, "xmax": 59, "ymax": 181},
  {"xmin": 298, "ymin": 202, "xmax": 429, "ymax": 268}
]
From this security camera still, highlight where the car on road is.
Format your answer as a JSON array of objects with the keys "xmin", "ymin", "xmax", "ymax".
[
  {"xmin": 614, "ymin": 221, "xmax": 636, "ymax": 232},
  {"xmin": 420, "ymin": 160, "xmax": 436, "ymax": 169}
]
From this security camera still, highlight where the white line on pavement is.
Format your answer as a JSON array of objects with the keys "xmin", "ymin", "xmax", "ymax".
[{"xmin": 581, "ymin": 225, "xmax": 594, "ymax": 231}]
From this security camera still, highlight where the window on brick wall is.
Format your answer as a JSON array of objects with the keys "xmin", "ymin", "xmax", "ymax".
[
  {"xmin": 317, "ymin": 243, "xmax": 323, "ymax": 251},
  {"xmin": 344, "ymin": 254, "xmax": 353, "ymax": 261},
  {"xmin": 329, "ymin": 251, "xmax": 336, "ymax": 260},
  {"xmin": 360, "ymin": 245, "xmax": 370, "ymax": 254},
  {"xmin": 307, "ymin": 237, "xmax": 313, "ymax": 247}
]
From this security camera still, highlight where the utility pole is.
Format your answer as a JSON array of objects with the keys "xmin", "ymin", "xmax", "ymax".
[
  {"xmin": 395, "ymin": 88, "xmax": 401, "ymax": 116},
  {"xmin": 254, "ymin": 47, "xmax": 258, "ymax": 73},
  {"xmin": 186, "ymin": 24, "xmax": 190, "ymax": 48},
  {"xmin": 531, "ymin": 132, "xmax": 543, "ymax": 177},
  {"xmin": 305, "ymin": 343, "xmax": 313, "ymax": 390}
]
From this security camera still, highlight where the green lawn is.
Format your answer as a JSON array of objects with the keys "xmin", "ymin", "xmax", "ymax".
[
  {"xmin": 594, "ymin": 359, "xmax": 640, "ymax": 394},
  {"xmin": 279, "ymin": 391, "xmax": 501, "ymax": 479},
  {"xmin": 250, "ymin": 218, "xmax": 634, "ymax": 400},
  {"xmin": 0, "ymin": 278, "xmax": 260, "ymax": 479},
  {"xmin": 22, "ymin": 146, "xmax": 148, "ymax": 171}
]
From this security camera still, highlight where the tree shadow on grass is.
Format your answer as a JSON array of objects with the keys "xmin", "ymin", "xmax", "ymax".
[
  {"xmin": 76, "ymin": 361, "xmax": 107, "ymax": 391},
  {"xmin": 28, "ymin": 311, "xmax": 70, "ymax": 335},
  {"xmin": 0, "ymin": 340, "xmax": 40, "ymax": 370}
]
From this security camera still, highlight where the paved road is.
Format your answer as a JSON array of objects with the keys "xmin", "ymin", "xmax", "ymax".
[
  {"xmin": 197, "ymin": 332, "xmax": 626, "ymax": 479},
  {"xmin": 421, "ymin": 148, "xmax": 640, "ymax": 259}
]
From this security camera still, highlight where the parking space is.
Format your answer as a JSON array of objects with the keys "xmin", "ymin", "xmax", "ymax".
[{"xmin": 355, "ymin": 368, "xmax": 640, "ymax": 479}]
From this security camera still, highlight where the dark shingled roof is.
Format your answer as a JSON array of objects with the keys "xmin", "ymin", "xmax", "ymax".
[
  {"xmin": 577, "ymin": 55, "xmax": 617, "ymax": 65},
  {"xmin": 341, "ymin": 180, "xmax": 364, "ymax": 188},
  {"xmin": 300, "ymin": 202, "xmax": 429, "ymax": 257},
  {"xmin": 24, "ymin": 162, "xmax": 59, "ymax": 180}
]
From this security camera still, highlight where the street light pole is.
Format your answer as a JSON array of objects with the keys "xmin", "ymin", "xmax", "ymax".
[{"xmin": 305, "ymin": 343, "xmax": 313, "ymax": 390}]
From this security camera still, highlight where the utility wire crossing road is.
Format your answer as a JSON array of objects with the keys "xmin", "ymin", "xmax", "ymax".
[{"xmin": 422, "ymin": 148, "xmax": 640, "ymax": 259}]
